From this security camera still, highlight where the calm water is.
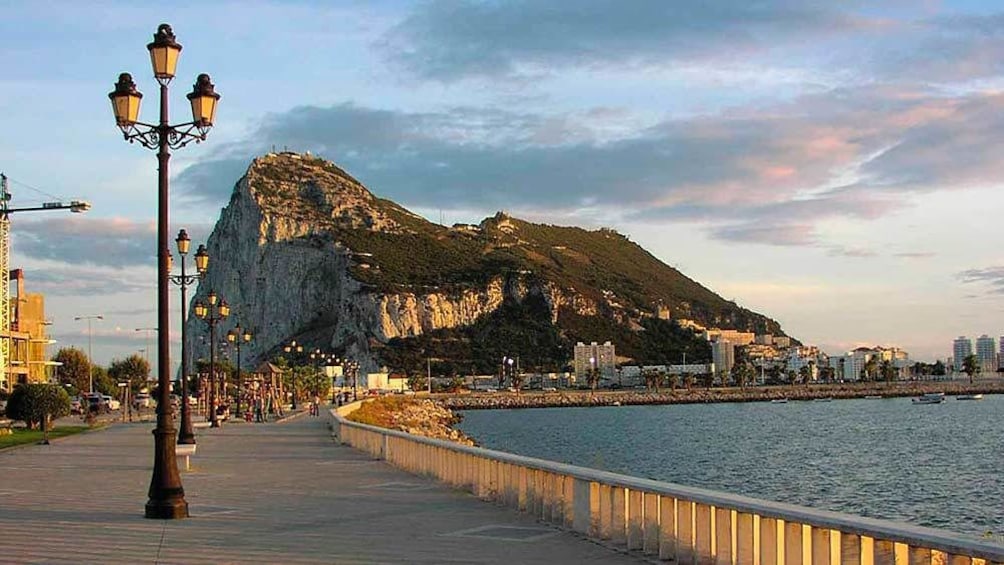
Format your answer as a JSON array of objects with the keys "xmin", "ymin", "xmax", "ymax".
[{"xmin": 457, "ymin": 395, "xmax": 1003, "ymax": 538}]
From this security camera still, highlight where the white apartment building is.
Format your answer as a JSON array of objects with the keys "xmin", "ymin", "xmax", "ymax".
[
  {"xmin": 704, "ymin": 329, "xmax": 755, "ymax": 346},
  {"xmin": 976, "ymin": 335, "xmax": 996, "ymax": 374},
  {"xmin": 953, "ymin": 336, "xmax": 973, "ymax": 372},
  {"xmin": 573, "ymin": 341, "xmax": 617, "ymax": 381}
]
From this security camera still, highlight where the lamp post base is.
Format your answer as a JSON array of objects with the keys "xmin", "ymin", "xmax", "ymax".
[
  {"xmin": 178, "ymin": 432, "xmax": 196, "ymax": 444},
  {"xmin": 145, "ymin": 498, "xmax": 189, "ymax": 519}
]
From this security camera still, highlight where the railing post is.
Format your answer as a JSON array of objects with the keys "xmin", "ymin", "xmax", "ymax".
[
  {"xmin": 812, "ymin": 528, "xmax": 841, "ymax": 565},
  {"xmin": 678, "ymin": 499, "xmax": 696, "ymax": 565},
  {"xmin": 599, "ymin": 484, "xmax": 613, "ymax": 539},
  {"xmin": 761, "ymin": 517, "xmax": 783, "ymax": 565},
  {"xmin": 736, "ymin": 512, "xmax": 758, "ymax": 565},
  {"xmin": 695, "ymin": 503, "xmax": 714, "ymax": 564},
  {"xmin": 784, "ymin": 522, "xmax": 807, "ymax": 565},
  {"xmin": 715, "ymin": 507, "xmax": 734, "ymax": 565},
  {"xmin": 659, "ymin": 496, "xmax": 677, "ymax": 561},
  {"xmin": 627, "ymin": 489, "xmax": 644, "ymax": 551},
  {"xmin": 612, "ymin": 487, "xmax": 628, "ymax": 546},
  {"xmin": 563, "ymin": 475, "xmax": 575, "ymax": 529},
  {"xmin": 643, "ymin": 492, "xmax": 660, "ymax": 555}
]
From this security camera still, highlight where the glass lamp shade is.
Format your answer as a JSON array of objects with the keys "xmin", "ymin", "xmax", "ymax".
[
  {"xmin": 166, "ymin": 251, "xmax": 174, "ymax": 272},
  {"xmin": 219, "ymin": 300, "xmax": 230, "ymax": 318},
  {"xmin": 207, "ymin": 290, "xmax": 217, "ymax": 306},
  {"xmin": 147, "ymin": 24, "xmax": 182, "ymax": 79},
  {"xmin": 284, "ymin": 346, "xmax": 291, "ymax": 353},
  {"xmin": 194, "ymin": 244, "xmax": 209, "ymax": 274},
  {"xmin": 296, "ymin": 345, "xmax": 303, "ymax": 353},
  {"xmin": 194, "ymin": 300, "xmax": 207, "ymax": 319},
  {"xmin": 108, "ymin": 73, "xmax": 143, "ymax": 126},
  {"xmin": 187, "ymin": 74, "xmax": 220, "ymax": 127},
  {"xmin": 243, "ymin": 331, "xmax": 252, "ymax": 342},
  {"xmin": 176, "ymin": 229, "xmax": 191, "ymax": 255},
  {"xmin": 227, "ymin": 332, "xmax": 236, "ymax": 343}
]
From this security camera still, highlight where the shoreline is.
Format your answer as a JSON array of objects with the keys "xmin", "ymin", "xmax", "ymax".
[{"xmin": 437, "ymin": 380, "xmax": 1004, "ymax": 410}]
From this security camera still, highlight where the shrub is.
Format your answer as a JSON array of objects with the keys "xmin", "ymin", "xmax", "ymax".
[{"xmin": 5, "ymin": 384, "xmax": 71, "ymax": 430}]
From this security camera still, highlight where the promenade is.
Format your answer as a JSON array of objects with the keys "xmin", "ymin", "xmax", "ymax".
[{"xmin": 0, "ymin": 413, "xmax": 639, "ymax": 564}]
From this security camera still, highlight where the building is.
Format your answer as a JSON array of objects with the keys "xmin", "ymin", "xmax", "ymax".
[
  {"xmin": 711, "ymin": 340, "xmax": 735, "ymax": 380},
  {"xmin": 773, "ymin": 336, "xmax": 791, "ymax": 348},
  {"xmin": 975, "ymin": 335, "xmax": 996, "ymax": 374},
  {"xmin": 755, "ymin": 334, "xmax": 774, "ymax": 345},
  {"xmin": 1, "ymin": 270, "xmax": 55, "ymax": 392},
  {"xmin": 573, "ymin": 341, "xmax": 616, "ymax": 381},
  {"xmin": 703, "ymin": 329, "xmax": 755, "ymax": 346},
  {"xmin": 953, "ymin": 336, "xmax": 973, "ymax": 372}
]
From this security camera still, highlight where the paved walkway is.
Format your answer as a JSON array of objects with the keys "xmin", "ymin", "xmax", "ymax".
[{"xmin": 0, "ymin": 412, "xmax": 642, "ymax": 564}]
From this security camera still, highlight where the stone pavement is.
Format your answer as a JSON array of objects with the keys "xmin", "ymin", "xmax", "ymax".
[{"xmin": 0, "ymin": 412, "xmax": 643, "ymax": 564}]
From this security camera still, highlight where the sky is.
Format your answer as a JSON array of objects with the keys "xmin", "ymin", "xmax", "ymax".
[{"xmin": 4, "ymin": 0, "xmax": 1004, "ymax": 367}]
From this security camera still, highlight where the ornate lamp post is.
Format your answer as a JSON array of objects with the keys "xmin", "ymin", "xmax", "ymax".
[
  {"xmin": 283, "ymin": 340, "xmax": 303, "ymax": 409},
  {"xmin": 109, "ymin": 23, "xmax": 220, "ymax": 520},
  {"xmin": 345, "ymin": 359, "xmax": 360, "ymax": 401},
  {"xmin": 329, "ymin": 356, "xmax": 342, "ymax": 405},
  {"xmin": 168, "ymin": 233, "xmax": 207, "ymax": 444},
  {"xmin": 193, "ymin": 291, "xmax": 229, "ymax": 428},
  {"xmin": 227, "ymin": 324, "xmax": 252, "ymax": 418}
]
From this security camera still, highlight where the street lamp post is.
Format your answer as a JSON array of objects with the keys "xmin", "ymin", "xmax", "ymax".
[
  {"xmin": 283, "ymin": 341, "xmax": 303, "ymax": 409},
  {"xmin": 194, "ymin": 291, "xmax": 229, "ymax": 428},
  {"xmin": 329, "ymin": 356, "xmax": 342, "ymax": 405},
  {"xmin": 109, "ymin": 23, "xmax": 220, "ymax": 521},
  {"xmin": 227, "ymin": 324, "xmax": 252, "ymax": 418},
  {"xmin": 73, "ymin": 315, "xmax": 103, "ymax": 393},
  {"xmin": 345, "ymin": 360, "xmax": 360, "ymax": 401},
  {"xmin": 168, "ymin": 231, "xmax": 207, "ymax": 445}
]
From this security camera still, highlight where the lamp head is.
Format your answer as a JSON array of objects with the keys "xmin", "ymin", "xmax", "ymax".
[
  {"xmin": 187, "ymin": 73, "xmax": 220, "ymax": 128},
  {"xmin": 176, "ymin": 229, "xmax": 191, "ymax": 255},
  {"xmin": 218, "ymin": 300, "xmax": 230, "ymax": 318},
  {"xmin": 193, "ymin": 300, "xmax": 207, "ymax": 319},
  {"xmin": 194, "ymin": 244, "xmax": 209, "ymax": 274},
  {"xmin": 147, "ymin": 23, "xmax": 182, "ymax": 80},
  {"xmin": 108, "ymin": 73, "xmax": 143, "ymax": 127},
  {"xmin": 207, "ymin": 290, "xmax": 217, "ymax": 306}
]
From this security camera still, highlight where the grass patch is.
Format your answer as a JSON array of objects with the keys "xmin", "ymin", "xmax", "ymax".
[
  {"xmin": 0, "ymin": 426, "xmax": 91, "ymax": 450},
  {"xmin": 346, "ymin": 397, "xmax": 417, "ymax": 428}
]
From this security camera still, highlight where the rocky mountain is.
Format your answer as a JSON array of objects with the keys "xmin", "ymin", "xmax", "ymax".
[{"xmin": 186, "ymin": 152, "xmax": 791, "ymax": 375}]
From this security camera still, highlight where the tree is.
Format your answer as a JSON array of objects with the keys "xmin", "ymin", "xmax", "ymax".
[
  {"xmin": 798, "ymin": 365, "xmax": 811, "ymax": 385},
  {"xmin": 682, "ymin": 373, "xmax": 694, "ymax": 390},
  {"xmin": 666, "ymin": 373, "xmax": 679, "ymax": 391},
  {"xmin": 880, "ymin": 360, "xmax": 896, "ymax": 384},
  {"xmin": 6, "ymin": 384, "xmax": 71, "ymax": 442},
  {"xmin": 962, "ymin": 354, "xmax": 981, "ymax": 384},
  {"xmin": 863, "ymin": 356, "xmax": 879, "ymax": 382},
  {"xmin": 932, "ymin": 360, "xmax": 946, "ymax": 376},
  {"xmin": 53, "ymin": 347, "xmax": 91, "ymax": 393},
  {"xmin": 731, "ymin": 362, "xmax": 754, "ymax": 388},
  {"xmin": 108, "ymin": 354, "xmax": 151, "ymax": 393}
]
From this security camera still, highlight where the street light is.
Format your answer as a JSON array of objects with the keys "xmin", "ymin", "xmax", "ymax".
[
  {"xmin": 227, "ymin": 324, "xmax": 252, "ymax": 418},
  {"xmin": 73, "ymin": 315, "xmax": 103, "ymax": 393},
  {"xmin": 168, "ymin": 231, "xmax": 207, "ymax": 445},
  {"xmin": 283, "ymin": 340, "xmax": 304, "ymax": 409},
  {"xmin": 329, "ymin": 357, "xmax": 342, "ymax": 404},
  {"xmin": 134, "ymin": 327, "xmax": 156, "ymax": 369},
  {"xmin": 109, "ymin": 23, "xmax": 220, "ymax": 520},
  {"xmin": 194, "ymin": 291, "xmax": 228, "ymax": 429}
]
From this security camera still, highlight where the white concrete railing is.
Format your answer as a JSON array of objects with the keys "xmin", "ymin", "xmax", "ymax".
[{"xmin": 331, "ymin": 406, "xmax": 1004, "ymax": 564}]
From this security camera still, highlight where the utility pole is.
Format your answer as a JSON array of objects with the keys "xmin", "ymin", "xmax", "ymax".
[
  {"xmin": 74, "ymin": 315, "xmax": 104, "ymax": 393},
  {"xmin": 427, "ymin": 357, "xmax": 431, "ymax": 394}
]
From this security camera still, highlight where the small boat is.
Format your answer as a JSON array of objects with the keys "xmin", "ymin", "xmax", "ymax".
[
  {"xmin": 770, "ymin": 398, "xmax": 788, "ymax": 404},
  {"xmin": 956, "ymin": 394, "xmax": 984, "ymax": 401},
  {"xmin": 912, "ymin": 393, "xmax": 945, "ymax": 405},
  {"xmin": 612, "ymin": 401, "xmax": 622, "ymax": 407},
  {"xmin": 864, "ymin": 395, "xmax": 883, "ymax": 400},
  {"xmin": 813, "ymin": 397, "xmax": 833, "ymax": 402}
]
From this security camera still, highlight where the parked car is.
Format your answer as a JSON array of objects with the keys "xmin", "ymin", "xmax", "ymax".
[
  {"xmin": 85, "ymin": 393, "xmax": 107, "ymax": 413},
  {"xmin": 70, "ymin": 397, "xmax": 83, "ymax": 414},
  {"xmin": 133, "ymin": 393, "xmax": 151, "ymax": 409},
  {"xmin": 103, "ymin": 395, "xmax": 121, "ymax": 410}
]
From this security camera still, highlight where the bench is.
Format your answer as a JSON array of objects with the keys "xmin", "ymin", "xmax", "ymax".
[{"xmin": 175, "ymin": 443, "xmax": 197, "ymax": 471}]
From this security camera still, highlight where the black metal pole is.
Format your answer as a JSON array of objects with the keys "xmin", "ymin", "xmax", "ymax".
[
  {"xmin": 235, "ymin": 338, "xmax": 242, "ymax": 417},
  {"xmin": 209, "ymin": 317, "xmax": 219, "ymax": 427},
  {"xmin": 291, "ymin": 365, "xmax": 298, "ymax": 410},
  {"xmin": 146, "ymin": 81, "xmax": 188, "ymax": 519},
  {"xmin": 178, "ymin": 254, "xmax": 195, "ymax": 444}
]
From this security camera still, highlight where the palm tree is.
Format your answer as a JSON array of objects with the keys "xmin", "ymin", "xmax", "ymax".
[
  {"xmin": 863, "ymin": 356, "xmax": 879, "ymax": 382},
  {"xmin": 667, "ymin": 373, "xmax": 679, "ymax": 391},
  {"xmin": 962, "ymin": 354, "xmax": 981, "ymax": 384},
  {"xmin": 683, "ymin": 373, "xmax": 694, "ymax": 390},
  {"xmin": 880, "ymin": 360, "xmax": 896, "ymax": 384},
  {"xmin": 587, "ymin": 367, "xmax": 601, "ymax": 396}
]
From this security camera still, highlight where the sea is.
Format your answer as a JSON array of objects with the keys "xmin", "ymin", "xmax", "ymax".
[{"xmin": 457, "ymin": 394, "xmax": 1003, "ymax": 539}]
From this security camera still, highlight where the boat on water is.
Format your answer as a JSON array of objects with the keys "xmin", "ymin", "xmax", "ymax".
[
  {"xmin": 864, "ymin": 395, "xmax": 883, "ymax": 400},
  {"xmin": 813, "ymin": 397, "xmax": 833, "ymax": 402},
  {"xmin": 912, "ymin": 392, "xmax": 945, "ymax": 405},
  {"xmin": 956, "ymin": 394, "xmax": 984, "ymax": 401},
  {"xmin": 770, "ymin": 398, "xmax": 788, "ymax": 404}
]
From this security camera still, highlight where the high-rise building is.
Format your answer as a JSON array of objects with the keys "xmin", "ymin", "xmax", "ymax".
[
  {"xmin": 953, "ymin": 336, "xmax": 973, "ymax": 372},
  {"xmin": 975, "ymin": 335, "xmax": 996, "ymax": 374},
  {"xmin": 711, "ymin": 340, "xmax": 735, "ymax": 380},
  {"xmin": 573, "ymin": 341, "xmax": 616, "ymax": 381}
]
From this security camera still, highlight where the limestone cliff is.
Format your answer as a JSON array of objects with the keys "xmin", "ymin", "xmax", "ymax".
[{"xmin": 186, "ymin": 152, "xmax": 789, "ymax": 373}]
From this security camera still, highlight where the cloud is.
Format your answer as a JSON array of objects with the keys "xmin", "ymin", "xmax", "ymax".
[
  {"xmin": 11, "ymin": 217, "xmax": 213, "ymax": 268},
  {"xmin": 28, "ymin": 266, "xmax": 155, "ymax": 296},
  {"xmin": 894, "ymin": 251, "xmax": 935, "ymax": 259},
  {"xmin": 175, "ymin": 85, "xmax": 1004, "ymax": 251},
  {"xmin": 380, "ymin": 0, "xmax": 876, "ymax": 82},
  {"xmin": 958, "ymin": 266, "xmax": 1004, "ymax": 293}
]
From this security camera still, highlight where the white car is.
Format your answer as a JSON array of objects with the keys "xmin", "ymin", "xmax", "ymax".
[
  {"xmin": 103, "ymin": 395, "xmax": 121, "ymax": 410},
  {"xmin": 133, "ymin": 393, "xmax": 151, "ymax": 408}
]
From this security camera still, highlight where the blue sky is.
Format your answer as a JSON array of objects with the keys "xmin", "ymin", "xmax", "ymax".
[{"xmin": 4, "ymin": 0, "xmax": 1004, "ymax": 366}]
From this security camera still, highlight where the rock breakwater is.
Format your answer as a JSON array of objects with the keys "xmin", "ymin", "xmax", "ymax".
[
  {"xmin": 346, "ymin": 397, "xmax": 475, "ymax": 446},
  {"xmin": 440, "ymin": 381, "xmax": 1004, "ymax": 410}
]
